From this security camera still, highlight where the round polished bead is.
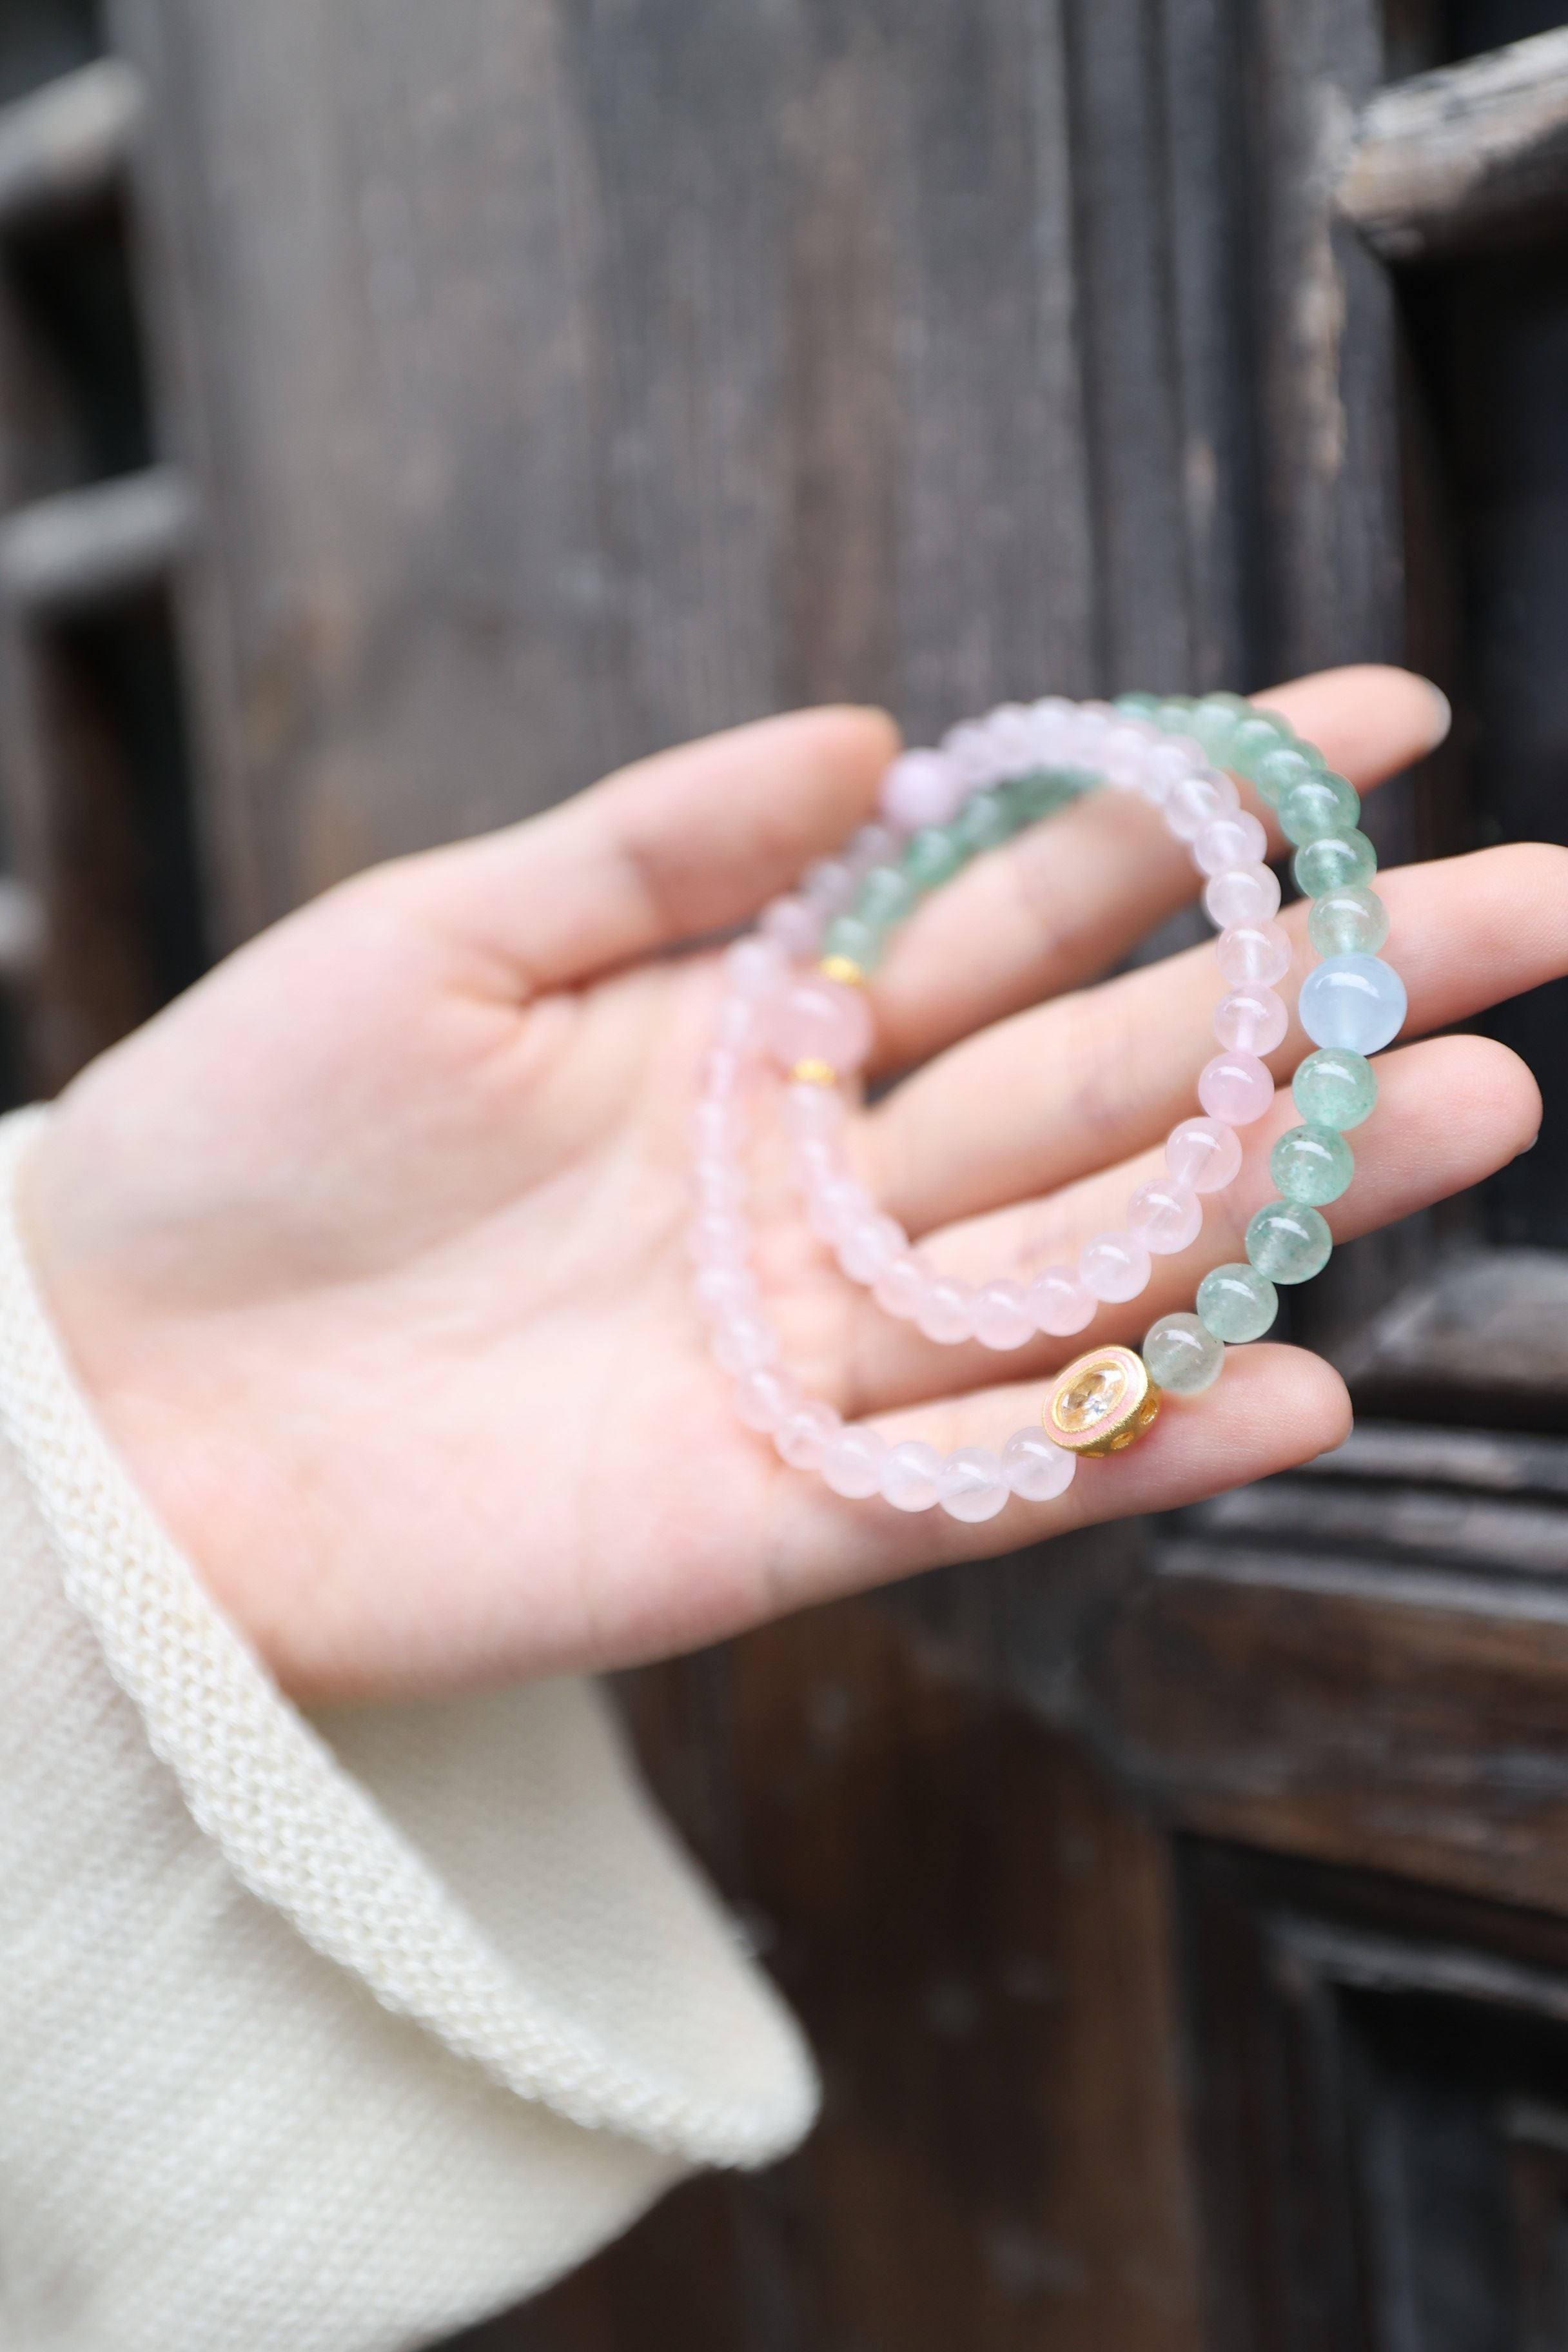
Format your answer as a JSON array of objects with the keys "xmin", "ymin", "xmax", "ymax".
[
  {"xmin": 783, "ymin": 1080, "xmax": 845, "ymax": 1140},
  {"xmin": 972, "ymin": 1279, "xmax": 1035, "ymax": 1349},
  {"xmin": 856, "ymin": 863, "xmax": 920, "ymax": 927},
  {"xmin": 873, "ymin": 1250, "xmax": 933, "ymax": 1319},
  {"xmin": 775, "ymin": 1399, "xmax": 842, "ymax": 1470},
  {"xmin": 733, "ymin": 1366, "xmax": 803, "ymax": 1432},
  {"xmin": 1216, "ymin": 920, "xmax": 1292, "ymax": 987},
  {"xmin": 761, "ymin": 894, "xmax": 821, "ymax": 957},
  {"xmin": 1142, "ymin": 1311, "xmax": 1224, "ymax": 1395},
  {"xmin": 1228, "ymin": 713, "xmax": 1289, "ymax": 776},
  {"xmin": 1165, "ymin": 1115, "xmax": 1243, "ymax": 1194},
  {"xmin": 712, "ymin": 998, "xmax": 759, "ymax": 1055},
  {"xmin": 1166, "ymin": 768, "xmax": 1239, "ymax": 841},
  {"xmin": 1194, "ymin": 810, "xmax": 1268, "ymax": 877},
  {"xmin": 1213, "ymin": 984, "xmax": 1288, "ymax": 1055},
  {"xmin": 1293, "ymin": 830, "xmax": 1377, "ymax": 897},
  {"xmin": 821, "ymin": 1424, "xmax": 889, "ymax": 1500},
  {"xmin": 1308, "ymin": 884, "xmax": 1389, "ymax": 958},
  {"xmin": 1271, "ymin": 1122, "xmax": 1354, "ymax": 1206},
  {"xmin": 1198, "ymin": 1050, "xmax": 1274, "ymax": 1126},
  {"xmin": 1246, "ymin": 1198, "xmax": 1333, "ymax": 1284},
  {"xmin": 694, "ymin": 1262, "xmax": 758, "ymax": 1320},
  {"xmin": 1251, "ymin": 742, "xmax": 1324, "ymax": 804},
  {"xmin": 807, "ymin": 1175, "xmax": 872, "ymax": 1242},
  {"xmin": 767, "ymin": 974, "xmax": 875, "ymax": 1075},
  {"xmin": 880, "ymin": 1438, "xmax": 945, "ymax": 1512},
  {"xmin": 709, "ymin": 1313, "xmax": 779, "ymax": 1375},
  {"xmin": 1079, "ymin": 1231, "xmax": 1152, "ymax": 1302},
  {"xmin": 839, "ymin": 1213, "xmax": 907, "ymax": 1282},
  {"xmin": 956, "ymin": 789, "xmax": 1012, "ymax": 852},
  {"xmin": 1292, "ymin": 1045, "xmax": 1378, "ymax": 1131},
  {"xmin": 723, "ymin": 936, "xmax": 787, "ymax": 998},
  {"xmin": 847, "ymin": 821, "xmax": 901, "ymax": 877},
  {"xmin": 1298, "ymin": 952, "xmax": 1407, "ymax": 1054},
  {"xmin": 692, "ymin": 1157, "xmax": 745, "ymax": 1211},
  {"xmin": 1104, "ymin": 721, "xmax": 1156, "ymax": 789},
  {"xmin": 1027, "ymin": 1265, "xmax": 1097, "ymax": 1335},
  {"xmin": 1204, "ymin": 863, "xmax": 1282, "ymax": 928},
  {"xmin": 687, "ymin": 1210, "xmax": 751, "ymax": 1267},
  {"xmin": 1001, "ymin": 1427, "xmax": 1079, "ymax": 1501},
  {"xmin": 820, "ymin": 913, "xmax": 883, "ymax": 972},
  {"xmin": 689, "ymin": 1096, "xmax": 746, "ymax": 1156},
  {"xmin": 1196, "ymin": 1260, "xmax": 1279, "ymax": 1343},
  {"xmin": 937, "ymin": 1446, "xmax": 1010, "ymax": 1522},
  {"xmin": 1279, "ymin": 771, "xmax": 1360, "ymax": 845},
  {"xmin": 1190, "ymin": 692, "xmax": 1249, "ymax": 762},
  {"xmin": 1142, "ymin": 741, "xmax": 1200, "ymax": 803},
  {"xmin": 1128, "ymin": 1179, "xmax": 1203, "ymax": 1255},
  {"xmin": 902, "ymin": 825, "xmax": 967, "ymax": 889},
  {"xmin": 881, "ymin": 749, "xmax": 963, "ymax": 832},
  {"xmin": 916, "ymin": 1275, "xmax": 976, "ymax": 1344}
]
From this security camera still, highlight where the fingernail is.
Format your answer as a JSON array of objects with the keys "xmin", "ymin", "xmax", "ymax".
[{"xmin": 1418, "ymin": 678, "xmax": 1452, "ymax": 750}]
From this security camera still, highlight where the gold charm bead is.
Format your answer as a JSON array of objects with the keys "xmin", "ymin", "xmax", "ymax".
[
  {"xmin": 790, "ymin": 1058, "xmax": 839, "ymax": 1087},
  {"xmin": 1044, "ymin": 1344, "xmax": 1161, "ymax": 1455},
  {"xmin": 818, "ymin": 954, "xmax": 867, "ymax": 987}
]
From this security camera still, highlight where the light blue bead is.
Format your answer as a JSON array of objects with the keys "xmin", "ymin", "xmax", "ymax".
[{"xmin": 1298, "ymin": 953, "xmax": 1407, "ymax": 1055}]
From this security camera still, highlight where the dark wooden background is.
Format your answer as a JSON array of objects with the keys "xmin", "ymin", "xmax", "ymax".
[{"xmin": 5, "ymin": 0, "xmax": 1568, "ymax": 2344}]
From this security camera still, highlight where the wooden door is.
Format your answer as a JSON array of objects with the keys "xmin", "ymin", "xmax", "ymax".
[{"xmin": 5, "ymin": 0, "xmax": 1568, "ymax": 2344}]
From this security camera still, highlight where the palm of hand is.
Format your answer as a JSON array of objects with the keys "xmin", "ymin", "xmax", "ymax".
[{"xmin": 25, "ymin": 681, "xmax": 1564, "ymax": 1699}]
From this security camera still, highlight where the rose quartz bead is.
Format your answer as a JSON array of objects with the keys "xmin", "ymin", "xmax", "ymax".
[
  {"xmin": 1027, "ymin": 1265, "xmax": 1097, "ymax": 1335},
  {"xmin": 760, "ymin": 894, "xmax": 821, "ymax": 958},
  {"xmin": 916, "ymin": 1275, "xmax": 976, "ymax": 1344},
  {"xmin": 687, "ymin": 1210, "xmax": 751, "ymax": 1267},
  {"xmin": 1165, "ymin": 768, "xmax": 1239, "ymax": 841},
  {"xmin": 1128, "ymin": 1179, "xmax": 1202, "ymax": 1255},
  {"xmin": 879, "ymin": 1439, "xmax": 945, "ymax": 1512},
  {"xmin": 803, "ymin": 856, "xmax": 856, "ymax": 916},
  {"xmin": 783, "ymin": 1081, "xmax": 845, "ymax": 1141},
  {"xmin": 709, "ymin": 1313, "xmax": 780, "ymax": 1375},
  {"xmin": 1104, "ymin": 722, "xmax": 1154, "ymax": 789},
  {"xmin": 1164, "ymin": 1116, "xmax": 1242, "ymax": 1194},
  {"xmin": 767, "ymin": 976, "xmax": 874, "ymax": 1076},
  {"xmin": 839, "ymin": 1213, "xmax": 906, "ymax": 1283},
  {"xmin": 1216, "ymin": 919, "xmax": 1292, "ymax": 988},
  {"xmin": 942, "ymin": 720, "xmax": 1000, "ymax": 785},
  {"xmin": 972, "ymin": 1279, "xmax": 1035, "ymax": 1349},
  {"xmin": 1079, "ymin": 1231, "xmax": 1152, "ymax": 1302},
  {"xmin": 847, "ymin": 821, "xmax": 899, "ymax": 877},
  {"xmin": 723, "ymin": 937, "xmax": 786, "ymax": 998},
  {"xmin": 693, "ymin": 1262, "xmax": 758, "ymax": 1320},
  {"xmin": 712, "ymin": 997, "xmax": 759, "ymax": 1054},
  {"xmin": 881, "ymin": 749, "xmax": 963, "ymax": 832},
  {"xmin": 734, "ymin": 1366, "xmax": 802, "ymax": 1433},
  {"xmin": 791, "ymin": 1135, "xmax": 843, "ymax": 1187},
  {"xmin": 937, "ymin": 1447, "xmax": 1010, "ymax": 1522},
  {"xmin": 1001, "ymin": 1429, "xmax": 1079, "ymax": 1502},
  {"xmin": 692, "ymin": 1157, "xmax": 745, "ymax": 1211},
  {"xmin": 1204, "ymin": 863, "xmax": 1282, "ymax": 928},
  {"xmin": 1214, "ymin": 984, "xmax": 1288, "ymax": 1055},
  {"xmin": 1194, "ymin": 810, "xmax": 1268, "ymax": 877},
  {"xmin": 700, "ymin": 1043, "xmax": 747, "ymax": 1097},
  {"xmin": 1198, "ymin": 1050, "xmax": 1275, "ymax": 1125},
  {"xmin": 1141, "ymin": 741, "xmax": 1195, "ymax": 803},
  {"xmin": 807, "ymin": 1175, "xmax": 873, "ymax": 1243},
  {"xmin": 821, "ymin": 1424, "xmax": 889, "ymax": 1500},
  {"xmin": 774, "ymin": 1399, "xmax": 842, "ymax": 1470},
  {"xmin": 874, "ymin": 1251, "xmax": 933, "ymax": 1319},
  {"xmin": 689, "ymin": 1097, "xmax": 745, "ymax": 1157}
]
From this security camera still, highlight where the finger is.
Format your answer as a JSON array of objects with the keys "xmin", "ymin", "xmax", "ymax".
[
  {"xmin": 382, "ymin": 705, "xmax": 897, "ymax": 990},
  {"xmin": 766, "ymin": 1342, "xmax": 1351, "ymax": 1611},
  {"xmin": 868, "ymin": 840, "xmax": 1568, "ymax": 1236},
  {"xmin": 811, "ymin": 1032, "xmax": 1538, "ymax": 1416},
  {"xmin": 868, "ymin": 663, "xmax": 1449, "ymax": 1072}
]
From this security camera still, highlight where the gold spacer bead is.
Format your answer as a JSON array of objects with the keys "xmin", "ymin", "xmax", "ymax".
[
  {"xmin": 1043, "ymin": 1345, "xmax": 1162, "ymax": 1455},
  {"xmin": 818, "ymin": 954, "xmax": 867, "ymax": 986},
  {"xmin": 790, "ymin": 1059, "xmax": 839, "ymax": 1087}
]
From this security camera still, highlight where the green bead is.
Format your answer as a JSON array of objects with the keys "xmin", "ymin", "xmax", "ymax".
[
  {"xmin": 821, "ymin": 912, "xmax": 883, "ymax": 972},
  {"xmin": 1251, "ymin": 743, "xmax": 1320, "ymax": 806},
  {"xmin": 902, "ymin": 825, "xmax": 967, "ymax": 890},
  {"xmin": 956, "ymin": 789, "xmax": 1012, "ymax": 853},
  {"xmin": 1115, "ymin": 691, "xmax": 1161, "ymax": 718},
  {"xmin": 1293, "ymin": 829, "xmax": 1377, "ymax": 897},
  {"xmin": 1190, "ymin": 698, "xmax": 1242, "ymax": 762},
  {"xmin": 1279, "ymin": 771, "xmax": 1361, "ymax": 845},
  {"xmin": 1308, "ymin": 885, "xmax": 1389, "ymax": 957},
  {"xmin": 1228, "ymin": 713, "xmax": 1289, "ymax": 776},
  {"xmin": 856, "ymin": 863, "xmax": 920, "ymax": 927},
  {"xmin": 1142, "ymin": 1311, "xmax": 1225, "ymax": 1395},
  {"xmin": 1196, "ymin": 1262, "xmax": 1279, "ymax": 1344},
  {"xmin": 1270, "ymin": 1122, "xmax": 1354, "ymax": 1206},
  {"xmin": 1000, "ymin": 769, "xmax": 1068, "ymax": 824},
  {"xmin": 1292, "ymin": 1046, "xmax": 1378, "ymax": 1132},
  {"xmin": 1154, "ymin": 698, "xmax": 1194, "ymax": 738},
  {"xmin": 1246, "ymin": 1198, "xmax": 1333, "ymax": 1284}
]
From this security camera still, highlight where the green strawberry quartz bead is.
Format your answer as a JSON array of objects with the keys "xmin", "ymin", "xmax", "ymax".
[
  {"xmin": 821, "ymin": 912, "xmax": 885, "ymax": 972},
  {"xmin": 1228, "ymin": 710, "xmax": 1293, "ymax": 778},
  {"xmin": 1197, "ymin": 1262, "xmax": 1279, "ymax": 1342},
  {"xmin": 1292, "ymin": 1045, "xmax": 1378, "ymax": 1130},
  {"xmin": 1246, "ymin": 1199, "xmax": 1333, "ymax": 1284},
  {"xmin": 1142, "ymin": 1311, "xmax": 1225, "ymax": 1394},
  {"xmin": 1294, "ymin": 829, "xmax": 1378, "ymax": 897},
  {"xmin": 1280, "ymin": 771, "xmax": 1361, "ymax": 844},
  {"xmin": 956, "ymin": 789, "xmax": 1013, "ymax": 854},
  {"xmin": 1271, "ymin": 1122, "xmax": 1355, "ymax": 1206},
  {"xmin": 856, "ymin": 863, "xmax": 921, "ymax": 927},
  {"xmin": 1252, "ymin": 741, "xmax": 1326, "ymax": 805},
  {"xmin": 902, "ymin": 824, "xmax": 968, "ymax": 890},
  {"xmin": 1308, "ymin": 885, "xmax": 1389, "ymax": 957},
  {"xmin": 1189, "ymin": 691, "xmax": 1250, "ymax": 763}
]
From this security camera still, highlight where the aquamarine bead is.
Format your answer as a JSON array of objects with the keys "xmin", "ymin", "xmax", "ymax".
[
  {"xmin": 1115, "ymin": 690, "xmax": 1161, "ymax": 718},
  {"xmin": 956, "ymin": 790, "xmax": 1012, "ymax": 852},
  {"xmin": 1308, "ymin": 885, "xmax": 1389, "ymax": 957},
  {"xmin": 1246, "ymin": 1198, "xmax": 1333, "ymax": 1284},
  {"xmin": 856, "ymin": 863, "xmax": 920, "ymax": 926},
  {"xmin": 1229, "ymin": 714, "xmax": 1289, "ymax": 775},
  {"xmin": 1270, "ymin": 1122, "xmax": 1354, "ymax": 1206},
  {"xmin": 821, "ymin": 912, "xmax": 884, "ymax": 972},
  {"xmin": 1292, "ymin": 1046, "xmax": 1378, "ymax": 1131},
  {"xmin": 1196, "ymin": 1261, "xmax": 1279, "ymax": 1343},
  {"xmin": 1293, "ymin": 830, "xmax": 1378, "ymax": 896},
  {"xmin": 902, "ymin": 825, "xmax": 967, "ymax": 890},
  {"xmin": 1251, "ymin": 743, "xmax": 1321, "ymax": 805},
  {"xmin": 1298, "ymin": 952, "xmax": 1407, "ymax": 1054},
  {"xmin": 1191, "ymin": 692, "xmax": 1250, "ymax": 762},
  {"xmin": 1155, "ymin": 698, "xmax": 1194, "ymax": 738},
  {"xmin": 1279, "ymin": 771, "xmax": 1360, "ymax": 845},
  {"xmin": 1142, "ymin": 1311, "xmax": 1224, "ymax": 1395}
]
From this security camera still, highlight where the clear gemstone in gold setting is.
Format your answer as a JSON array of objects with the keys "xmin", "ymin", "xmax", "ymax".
[{"xmin": 1044, "ymin": 1345, "xmax": 1161, "ymax": 1455}]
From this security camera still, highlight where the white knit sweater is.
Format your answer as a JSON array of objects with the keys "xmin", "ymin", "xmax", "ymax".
[{"xmin": 0, "ymin": 1108, "xmax": 817, "ymax": 2352}]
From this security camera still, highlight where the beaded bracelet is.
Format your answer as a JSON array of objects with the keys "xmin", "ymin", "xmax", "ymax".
[{"xmin": 688, "ymin": 691, "xmax": 1406, "ymax": 1522}]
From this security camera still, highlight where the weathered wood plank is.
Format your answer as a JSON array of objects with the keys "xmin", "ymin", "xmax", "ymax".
[
  {"xmin": 0, "ymin": 56, "xmax": 141, "ymax": 227},
  {"xmin": 0, "ymin": 464, "xmax": 194, "ymax": 612}
]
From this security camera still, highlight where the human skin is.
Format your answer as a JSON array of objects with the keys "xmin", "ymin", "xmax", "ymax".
[{"xmin": 21, "ymin": 664, "xmax": 1562, "ymax": 1702}]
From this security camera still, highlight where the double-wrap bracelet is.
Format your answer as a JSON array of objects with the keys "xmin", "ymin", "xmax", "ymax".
[{"xmin": 687, "ymin": 691, "xmax": 1405, "ymax": 1522}]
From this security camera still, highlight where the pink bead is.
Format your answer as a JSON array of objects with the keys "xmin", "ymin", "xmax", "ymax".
[
  {"xmin": 1001, "ymin": 1429, "xmax": 1078, "ymax": 1502},
  {"xmin": 693, "ymin": 1262, "xmax": 758, "ymax": 1320},
  {"xmin": 1127, "ymin": 1179, "xmax": 1202, "ymax": 1256},
  {"xmin": 1193, "ymin": 810, "xmax": 1268, "ymax": 877},
  {"xmin": 1164, "ymin": 1116, "xmax": 1243, "ymax": 1195},
  {"xmin": 1078, "ymin": 1231, "xmax": 1152, "ymax": 1302},
  {"xmin": 803, "ymin": 856, "xmax": 856, "ymax": 916},
  {"xmin": 1204, "ymin": 863, "xmax": 1282, "ymax": 928},
  {"xmin": 972, "ymin": 1279, "xmax": 1035, "ymax": 1350},
  {"xmin": 1214, "ymin": 984, "xmax": 1288, "ymax": 1055},
  {"xmin": 879, "ymin": 1440, "xmax": 945, "ymax": 1512},
  {"xmin": 700, "ymin": 1044, "xmax": 747, "ymax": 1097},
  {"xmin": 1027, "ymin": 1265, "xmax": 1097, "ymax": 1336},
  {"xmin": 1164, "ymin": 768, "xmax": 1239, "ymax": 841},
  {"xmin": 783, "ymin": 1081, "xmax": 845, "ymax": 1141},
  {"xmin": 1140, "ymin": 741, "xmax": 1194, "ymax": 803},
  {"xmin": 807, "ymin": 1176, "xmax": 872, "ymax": 1243},
  {"xmin": 937, "ymin": 1447, "xmax": 1010, "ymax": 1522},
  {"xmin": 767, "ymin": 976, "xmax": 874, "ymax": 1077},
  {"xmin": 916, "ymin": 1275, "xmax": 975, "ymax": 1345},
  {"xmin": 838, "ymin": 1213, "xmax": 907, "ymax": 1283},
  {"xmin": 761, "ymin": 895, "xmax": 821, "ymax": 958},
  {"xmin": 1198, "ymin": 1050, "xmax": 1275, "ymax": 1126},
  {"xmin": 873, "ymin": 1251, "xmax": 933, "ymax": 1319},
  {"xmin": 687, "ymin": 1211, "xmax": 751, "ymax": 1267},
  {"xmin": 733, "ymin": 1366, "xmax": 802, "ymax": 1433},
  {"xmin": 689, "ymin": 1097, "xmax": 745, "ymax": 1157},
  {"xmin": 692, "ymin": 1157, "xmax": 745, "ymax": 1211},
  {"xmin": 941, "ymin": 721, "xmax": 999, "ymax": 785},
  {"xmin": 1104, "ymin": 722, "xmax": 1155, "ymax": 789},
  {"xmin": 723, "ymin": 937, "xmax": 786, "ymax": 998},
  {"xmin": 791, "ymin": 1136, "xmax": 843, "ymax": 1186},
  {"xmin": 1216, "ymin": 919, "xmax": 1292, "ymax": 988},
  {"xmin": 847, "ymin": 822, "xmax": 899, "ymax": 876},
  {"xmin": 774, "ymin": 1399, "xmax": 842, "ymax": 1470},
  {"xmin": 880, "ymin": 749, "xmax": 963, "ymax": 832},
  {"xmin": 709, "ymin": 1313, "xmax": 779, "ymax": 1375},
  {"xmin": 821, "ymin": 1424, "xmax": 889, "ymax": 1500},
  {"xmin": 713, "ymin": 997, "xmax": 759, "ymax": 1053}
]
